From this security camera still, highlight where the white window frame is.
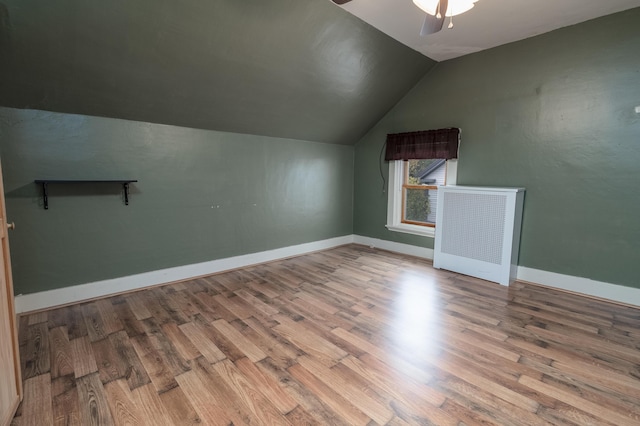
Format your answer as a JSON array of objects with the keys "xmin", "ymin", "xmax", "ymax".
[{"xmin": 386, "ymin": 159, "xmax": 457, "ymax": 238}]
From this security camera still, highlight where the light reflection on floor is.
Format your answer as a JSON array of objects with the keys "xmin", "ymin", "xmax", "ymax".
[{"xmin": 389, "ymin": 272, "xmax": 442, "ymax": 365}]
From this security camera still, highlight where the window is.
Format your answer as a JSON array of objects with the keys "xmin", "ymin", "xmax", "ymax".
[
  {"xmin": 386, "ymin": 159, "xmax": 457, "ymax": 238},
  {"xmin": 402, "ymin": 159, "xmax": 446, "ymax": 226},
  {"xmin": 384, "ymin": 127, "xmax": 460, "ymax": 238}
]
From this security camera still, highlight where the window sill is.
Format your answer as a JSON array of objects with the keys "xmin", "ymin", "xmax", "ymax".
[{"xmin": 386, "ymin": 223, "xmax": 435, "ymax": 238}]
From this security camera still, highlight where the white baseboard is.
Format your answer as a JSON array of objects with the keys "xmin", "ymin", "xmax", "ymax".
[
  {"xmin": 14, "ymin": 235, "xmax": 354, "ymax": 314},
  {"xmin": 516, "ymin": 266, "xmax": 640, "ymax": 307},
  {"xmin": 353, "ymin": 235, "xmax": 434, "ymax": 260},
  {"xmin": 15, "ymin": 234, "xmax": 640, "ymax": 313},
  {"xmin": 353, "ymin": 235, "xmax": 640, "ymax": 307}
]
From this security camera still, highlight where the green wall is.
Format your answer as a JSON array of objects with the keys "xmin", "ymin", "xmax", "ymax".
[
  {"xmin": 354, "ymin": 9, "xmax": 640, "ymax": 288},
  {"xmin": 0, "ymin": 108, "xmax": 354, "ymax": 295},
  {"xmin": 3, "ymin": 7, "xmax": 640, "ymax": 295}
]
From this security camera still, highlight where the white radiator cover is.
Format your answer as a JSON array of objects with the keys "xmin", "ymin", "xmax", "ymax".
[{"xmin": 434, "ymin": 186, "xmax": 525, "ymax": 286}]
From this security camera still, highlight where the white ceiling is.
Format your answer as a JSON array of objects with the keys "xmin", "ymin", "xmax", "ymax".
[{"xmin": 336, "ymin": 0, "xmax": 640, "ymax": 61}]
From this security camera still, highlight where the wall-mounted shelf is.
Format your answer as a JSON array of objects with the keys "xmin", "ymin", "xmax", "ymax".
[{"xmin": 34, "ymin": 180, "xmax": 138, "ymax": 210}]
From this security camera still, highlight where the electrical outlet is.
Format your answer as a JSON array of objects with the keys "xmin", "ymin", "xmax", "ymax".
[{"xmin": 635, "ymin": 106, "xmax": 640, "ymax": 114}]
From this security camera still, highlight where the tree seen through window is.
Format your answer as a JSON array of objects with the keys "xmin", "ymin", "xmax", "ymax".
[{"xmin": 402, "ymin": 159, "xmax": 445, "ymax": 226}]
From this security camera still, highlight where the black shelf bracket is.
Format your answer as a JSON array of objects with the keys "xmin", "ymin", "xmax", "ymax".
[
  {"xmin": 123, "ymin": 182, "xmax": 131, "ymax": 206},
  {"xmin": 41, "ymin": 181, "xmax": 49, "ymax": 210},
  {"xmin": 34, "ymin": 180, "xmax": 138, "ymax": 210}
]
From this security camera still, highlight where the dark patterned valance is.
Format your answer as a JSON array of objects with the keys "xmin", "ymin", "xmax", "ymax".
[{"xmin": 385, "ymin": 128, "xmax": 460, "ymax": 161}]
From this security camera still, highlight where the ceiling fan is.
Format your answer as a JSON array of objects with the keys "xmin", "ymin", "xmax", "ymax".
[{"xmin": 332, "ymin": 0, "xmax": 480, "ymax": 36}]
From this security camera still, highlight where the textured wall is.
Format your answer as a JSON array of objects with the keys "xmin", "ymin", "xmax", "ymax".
[
  {"xmin": 0, "ymin": 0, "xmax": 433, "ymax": 145},
  {"xmin": 354, "ymin": 9, "xmax": 640, "ymax": 288},
  {"xmin": 0, "ymin": 108, "xmax": 354, "ymax": 294}
]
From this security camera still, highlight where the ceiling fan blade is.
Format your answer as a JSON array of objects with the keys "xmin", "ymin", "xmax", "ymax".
[
  {"xmin": 419, "ymin": 0, "xmax": 447, "ymax": 36},
  {"xmin": 420, "ymin": 14, "xmax": 443, "ymax": 36},
  {"xmin": 332, "ymin": 0, "xmax": 352, "ymax": 4}
]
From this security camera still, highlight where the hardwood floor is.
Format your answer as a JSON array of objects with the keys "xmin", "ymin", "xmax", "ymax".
[{"xmin": 11, "ymin": 244, "xmax": 640, "ymax": 425}]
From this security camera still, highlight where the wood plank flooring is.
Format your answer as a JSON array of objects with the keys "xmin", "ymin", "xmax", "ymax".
[{"xmin": 11, "ymin": 244, "xmax": 640, "ymax": 425}]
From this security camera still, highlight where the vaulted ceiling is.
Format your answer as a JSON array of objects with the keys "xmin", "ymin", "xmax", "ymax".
[
  {"xmin": 2, "ymin": 1, "xmax": 639, "ymax": 146},
  {"xmin": 0, "ymin": 0, "xmax": 433, "ymax": 145}
]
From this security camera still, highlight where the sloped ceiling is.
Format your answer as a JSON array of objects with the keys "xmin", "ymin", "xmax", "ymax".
[{"xmin": 0, "ymin": 0, "xmax": 433, "ymax": 145}]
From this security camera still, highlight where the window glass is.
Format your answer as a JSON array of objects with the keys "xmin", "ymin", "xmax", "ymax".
[{"xmin": 402, "ymin": 159, "xmax": 446, "ymax": 227}]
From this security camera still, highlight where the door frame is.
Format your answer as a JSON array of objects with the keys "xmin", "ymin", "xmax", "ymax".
[{"xmin": 0, "ymin": 160, "xmax": 22, "ymax": 426}]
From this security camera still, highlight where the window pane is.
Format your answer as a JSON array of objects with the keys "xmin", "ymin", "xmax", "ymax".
[
  {"xmin": 404, "ymin": 188, "xmax": 436, "ymax": 225},
  {"xmin": 406, "ymin": 159, "xmax": 446, "ymax": 186}
]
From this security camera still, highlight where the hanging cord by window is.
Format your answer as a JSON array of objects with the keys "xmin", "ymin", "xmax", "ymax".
[{"xmin": 379, "ymin": 141, "xmax": 387, "ymax": 193}]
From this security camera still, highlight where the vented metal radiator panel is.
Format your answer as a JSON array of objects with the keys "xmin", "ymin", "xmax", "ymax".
[
  {"xmin": 434, "ymin": 186, "xmax": 525, "ymax": 286},
  {"xmin": 440, "ymin": 193, "xmax": 506, "ymax": 264}
]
